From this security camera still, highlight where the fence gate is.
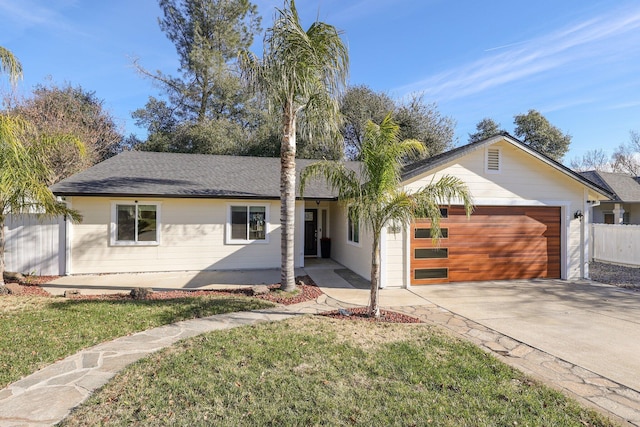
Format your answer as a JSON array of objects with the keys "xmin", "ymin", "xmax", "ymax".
[
  {"xmin": 4, "ymin": 214, "xmax": 66, "ymax": 276},
  {"xmin": 591, "ymin": 224, "xmax": 640, "ymax": 267}
]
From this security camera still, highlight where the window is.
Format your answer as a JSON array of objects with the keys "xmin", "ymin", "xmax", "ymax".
[
  {"xmin": 486, "ymin": 147, "xmax": 501, "ymax": 173},
  {"xmin": 415, "ymin": 268, "xmax": 448, "ymax": 280},
  {"xmin": 415, "ymin": 248, "xmax": 448, "ymax": 259},
  {"xmin": 623, "ymin": 212, "xmax": 631, "ymax": 224},
  {"xmin": 111, "ymin": 202, "xmax": 159, "ymax": 245},
  {"xmin": 227, "ymin": 204, "xmax": 269, "ymax": 243},
  {"xmin": 415, "ymin": 228, "xmax": 448, "ymax": 239},
  {"xmin": 347, "ymin": 207, "xmax": 360, "ymax": 244}
]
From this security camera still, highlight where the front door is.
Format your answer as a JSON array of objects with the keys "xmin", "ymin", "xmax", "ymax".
[{"xmin": 304, "ymin": 209, "xmax": 318, "ymax": 256}]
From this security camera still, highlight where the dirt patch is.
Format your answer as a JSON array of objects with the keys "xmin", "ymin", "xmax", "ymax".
[{"xmin": 321, "ymin": 307, "xmax": 421, "ymax": 324}]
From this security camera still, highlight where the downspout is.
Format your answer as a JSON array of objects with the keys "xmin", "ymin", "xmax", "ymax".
[{"xmin": 57, "ymin": 196, "xmax": 71, "ymax": 276}]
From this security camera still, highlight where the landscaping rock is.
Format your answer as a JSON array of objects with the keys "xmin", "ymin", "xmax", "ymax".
[
  {"xmin": 3, "ymin": 271, "xmax": 25, "ymax": 282},
  {"xmin": 5, "ymin": 283, "xmax": 23, "ymax": 295},
  {"xmin": 251, "ymin": 285, "xmax": 270, "ymax": 296},
  {"xmin": 64, "ymin": 290, "xmax": 81, "ymax": 298},
  {"xmin": 130, "ymin": 287, "xmax": 153, "ymax": 300}
]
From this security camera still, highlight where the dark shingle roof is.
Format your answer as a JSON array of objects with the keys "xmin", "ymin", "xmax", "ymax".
[
  {"xmin": 51, "ymin": 151, "xmax": 359, "ymax": 199},
  {"xmin": 579, "ymin": 170, "xmax": 640, "ymax": 202}
]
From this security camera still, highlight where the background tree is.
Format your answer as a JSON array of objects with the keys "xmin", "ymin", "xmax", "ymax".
[
  {"xmin": 133, "ymin": 0, "xmax": 263, "ymax": 154},
  {"xmin": 513, "ymin": 109, "xmax": 571, "ymax": 161},
  {"xmin": 0, "ymin": 46, "xmax": 22, "ymax": 86},
  {"xmin": 7, "ymin": 82, "xmax": 123, "ymax": 184},
  {"xmin": 468, "ymin": 117, "xmax": 504, "ymax": 143},
  {"xmin": 394, "ymin": 93, "xmax": 456, "ymax": 158},
  {"xmin": 301, "ymin": 115, "xmax": 472, "ymax": 317},
  {"xmin": 339, "ymin": 86, "xmax": 455, "ymax": 161},
  {"xmin": 340, "ymin": 85, "xmax": 394, "ymax": 160},
  {"xmin": 569, "ymin": 148, "xmax": 611, "ymax": 172},
  {"xmin": 0, "ymin": 116, "xmax": 82, "ymax": 287},
  {"xmin": 240, "ymin": 0, "xmax": 348, "ymax": 291},
  {"xmin": 612, "ymin": 131, "xmax": 640, "ymax": 176}
]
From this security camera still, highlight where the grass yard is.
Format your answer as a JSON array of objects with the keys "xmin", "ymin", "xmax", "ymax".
[
  {"xmin": 0, "ymin": 294, "xmax": 273, "ymax": 388},
  {"xmin": 61, "ymin": 316, "xmax": 616, "ymax": 427}
]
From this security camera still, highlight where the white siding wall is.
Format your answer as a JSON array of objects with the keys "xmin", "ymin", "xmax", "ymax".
[
  {"xmin": 67, "ymin": 197, "xmax": 301, "ymax": 274},
  {"xmin": 592, "ymin": 203, "xmax": 640, "ymax": 225},
  {"xmin": 329, "ymin": 203, "xmax": 372, "ymax": 280},
  {"xmin": 401, "ymin": 141, "xmax": 595, "ymax": 283},
  {"xmin": 384, "ymin": 226, "xmax": 405, "ymax": 287}
]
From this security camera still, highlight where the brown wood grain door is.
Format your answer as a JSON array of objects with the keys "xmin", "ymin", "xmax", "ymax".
[{"xmin": 411, "ymin": 206, "xmax": 561, "ymax": 285}]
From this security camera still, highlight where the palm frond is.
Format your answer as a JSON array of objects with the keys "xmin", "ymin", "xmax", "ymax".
[{"xmin": 0, "ymin": 46, "xmax": 22, "ymax": 86}]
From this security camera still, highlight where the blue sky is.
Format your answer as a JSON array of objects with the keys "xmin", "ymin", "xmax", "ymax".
[{"xmin": 1, "ymin": 0, "xmax": 639, "ymax": 164}]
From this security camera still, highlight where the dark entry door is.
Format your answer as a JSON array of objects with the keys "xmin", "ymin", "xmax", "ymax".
[{"xmin": 304, "ymin": 209, "xmax": 318, "ymax": 256}]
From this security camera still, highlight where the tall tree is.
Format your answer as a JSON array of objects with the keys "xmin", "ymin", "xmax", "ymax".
[
  {"xmin": 570, "ymin": 148, "xmax": 611, "ymax": 172},
  {"xmin": 468, "ymin": 117, "xmax": 504, "ymax": 143},
  {"xmin": 0, "ymin": 46, "xmax": 22, "ymax": 86},
  {"xmin": 394, "ymin": 93, "xmax": 456, "ymax": 158},
  {"xmin": 513, "ymin": 110, "xmax": 571, "ymax": 161},
  {"xmin": 340, "ymin": 85, "xmax": 394, "ymax": 160},
  {"xmin": 240, "ymin": 0, "xmax": 348, "ymax": 291},
  {"xmin": 0, "ymin": 116, "xmax": 82, "ymax": 287},
  {"xmin": 134, "ymin": 0, "xmax": 262, "ymax": 152},
  {"xmin": 301, "ymin": 115, "xmax": 472, "ymax": 317},
  {"xmin": 8, "ymin": 82, "xmax": 123, "ymax": 184},
  {"xmin": 612, "ymin": 131, "xmax": 640, "ymax": 176}
]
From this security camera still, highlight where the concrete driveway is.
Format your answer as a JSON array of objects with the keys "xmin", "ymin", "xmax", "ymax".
[{"xmin": 408, "ymin": 279, "xmax": 640, "ymax": 393}]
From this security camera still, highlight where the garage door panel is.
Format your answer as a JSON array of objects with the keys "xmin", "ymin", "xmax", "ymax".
[{"xmin": 411, "ymin": 206, "xmax": 561, "ymax": 285}]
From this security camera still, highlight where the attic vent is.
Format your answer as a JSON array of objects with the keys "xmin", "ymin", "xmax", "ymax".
[{"xmin": 486, "ymin": 148, "xmax": 501, "ymax": 172}]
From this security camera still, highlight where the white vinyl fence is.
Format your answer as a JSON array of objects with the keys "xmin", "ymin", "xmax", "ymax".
[
  {"xmin": 4, "ymin": 214, "xmax": 66, "ymax": 276},
  {"xmin": 591, "ymin": 224, "xmax": 640, "ymax": 267}
]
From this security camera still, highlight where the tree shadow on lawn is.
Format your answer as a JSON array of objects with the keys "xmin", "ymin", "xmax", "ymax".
[{"xmin": 46, "ymin": 296, "xmax": 272, "ymax": 325}]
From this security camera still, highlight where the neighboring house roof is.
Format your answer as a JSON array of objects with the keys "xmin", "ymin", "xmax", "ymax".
[
  {"xmin": 401, "ymin": 132, "xmax": 613, "ymax": 198},
  {"xmin": 579, "ymin": 170, "xmax": 640, "ymax": 202},
  {"xmin": 50, "ymin": 151, "xmax": 359, "ymax": 199}
]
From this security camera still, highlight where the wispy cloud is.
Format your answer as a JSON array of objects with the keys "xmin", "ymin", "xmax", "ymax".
[
  {"xmin": 395, "ymin": 5, "xmax": 640, "ymax": 101},
  {"xmin": 0, "ymin": 0, "xmax": 79, "ymax": 34}
]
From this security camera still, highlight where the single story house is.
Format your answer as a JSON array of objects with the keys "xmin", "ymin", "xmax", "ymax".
[
  {"xmin": 579, "ymin": 170, "xmax": 640, "ymax": 224},
  {"xmin": 50, "ymin": 134, "xmax": 611, "ymax": 287}
]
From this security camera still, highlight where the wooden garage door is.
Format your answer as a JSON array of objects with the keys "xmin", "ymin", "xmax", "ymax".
[{"xmin": 411, "ymin": 206, "xmax": 561, "ymax": 285}]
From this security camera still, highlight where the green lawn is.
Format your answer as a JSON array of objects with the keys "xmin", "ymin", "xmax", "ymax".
[
  {"xmin": 0, "ymin": 295, "xmax": 273, "ymax": 388},
  {"xmin": 61, "ymin": 316, "xmax": 616, "ymax": 427}
]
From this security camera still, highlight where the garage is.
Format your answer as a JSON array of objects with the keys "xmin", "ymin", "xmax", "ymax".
[{"xmin": 410, "ymin": 206, "xmax": 561, "ymax": 285}]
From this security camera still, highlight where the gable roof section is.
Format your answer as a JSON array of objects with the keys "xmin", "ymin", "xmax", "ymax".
[
  {"xmin": 401, "ymin": 133, "xmax": 612, "ymax": 199},
  {"xmin": 51, "ymin": 151, "xmax": 359, "ymax": 199},
  {"xmin": 579, "ymin": 170, "xmax": 640, "ymax": 202}
]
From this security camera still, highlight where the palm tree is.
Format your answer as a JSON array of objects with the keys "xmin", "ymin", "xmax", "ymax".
[
  {"xmin": 0, "ymin": 116, "xmax": 83, "ymax": 287},
  {"xmin": 239, "ymin": 0, "xmax": 348, "ymax": 291},
  {"xmin": 301, "ymin": 115, "xmax": 473, "ymax": 317},
  {"xmin": 0, "ymin": 46, "xmax": 23, "ymax": 85}
]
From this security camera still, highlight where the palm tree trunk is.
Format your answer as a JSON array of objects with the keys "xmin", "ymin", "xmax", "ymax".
[
  {"xmin": 368, "ymin": 231, "xmax": 380, "ymax": 317},
  {"xmin": 280, "ymin": 105, "xmax": 297, "ymax": 292}
]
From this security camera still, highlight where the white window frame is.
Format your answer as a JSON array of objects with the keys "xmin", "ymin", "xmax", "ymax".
[
  {"xmin": 226, "ymin": 203, "xmax": 270, "ymax": 244},
  {"xmin": 110, "ymin": 201, "xmax": 161, "ymax": 246},
  {"xmin": 485, "ymin": 147, "xmax": 502, "ymax": 174},
  {"xmin": 346, "ymin": 206, "xmax": 361, "ymax": 247}
]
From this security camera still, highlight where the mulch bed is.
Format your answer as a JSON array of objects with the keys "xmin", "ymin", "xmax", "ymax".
[{"xmin": 321, "ymin": 307, "xmax": 422, "ymax": 323}]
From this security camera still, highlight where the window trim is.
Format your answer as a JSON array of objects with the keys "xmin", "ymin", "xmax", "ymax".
[
  {"xmin": 225, "ymin": 203, "xmax": 270, "ymax": 245},
  {"xmin": 485, "ymin": 147, "xmax": 502, "ymax": 174},
  {"xmin": 110, "ymin": 200, "xmax": 161, "ymax": 246},
  {"xmin": 347, "ymin": 206, "xmax": 361, "ymax": 247}
]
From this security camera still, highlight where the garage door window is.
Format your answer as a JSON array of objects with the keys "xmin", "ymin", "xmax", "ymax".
[
  {"xmin": 415, "ymin": 268, "xmax": 448, "ymax": 280},
  {"xmin": 415, "ymin": 228, "xmax": 448, "ymax": 239},
  {"xmin": 415, "ymin": 248, "xmax": 448, "ymax": 259}
]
